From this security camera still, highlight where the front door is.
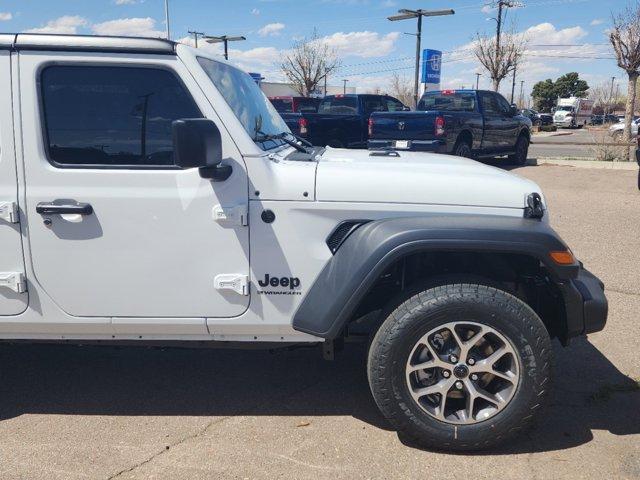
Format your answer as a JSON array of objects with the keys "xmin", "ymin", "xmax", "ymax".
[
  {"xmin": 18, "ymin": 52, "xmax": 250, "ymax": 330},
  {"xmin": 492, "ymin": 93, "xmax": 520, "ymax": 149}
]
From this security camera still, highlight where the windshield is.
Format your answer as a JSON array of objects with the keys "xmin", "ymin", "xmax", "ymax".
[
  {"xmin": 197, "ymin": 57, "xmax": 289, "ymax": 150},
  {"xmin": 558, "ymin": 106, "xmax": 574, "ymax": 112},
  {"xmin": 418, "ymin": 92, "xmax": 476, "ymax": 112}
]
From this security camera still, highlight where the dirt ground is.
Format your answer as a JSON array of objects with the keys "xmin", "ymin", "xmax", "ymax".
[{"xmin": 0, "ymin": 165, "xmax": 638, "ymax": 479}]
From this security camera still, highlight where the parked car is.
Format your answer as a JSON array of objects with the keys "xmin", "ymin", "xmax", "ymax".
[
  {"xmin": 538, "ymin": 112, "xmax": 553, "ymax": 126},
  {"xmin": 589, "ymin": 114, "xmax": 604, "ymax": 125},
  {"xmin": 268, "ymin": 96, "xmax": 321, "ymax": 114},
  {"xmin": 293, "ymin": 94, "xmax": 408, "ymax": 148},
  {"xmin": 520, "ymin": 108, "xmax": 552, "ymax": 126},
  {"xmin": 553, "ymin": 97, "xmax": 594, "ymax": 128},
  {"xmin": 368, "ymin": 89, "xmax": 532, "ymax": 165},
  {"xmin": 521, "ymin": 108, "xmax": 540, "ymax": 126},
  {"xmin": 268, "ymin": 96, "xmax": 322, "ymax": 134},
  {"xmin": 0, "ymin": 32, "xmax": 608, "ymax": 453},
  {"xmin": 609, "ymin": 118, "xmax": 640, "ymax": 140}
]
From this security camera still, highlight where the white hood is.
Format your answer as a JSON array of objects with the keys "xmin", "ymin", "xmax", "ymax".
[{"xmin": 315, "ymin": 148, "xmax": 541, "ymax": 209}]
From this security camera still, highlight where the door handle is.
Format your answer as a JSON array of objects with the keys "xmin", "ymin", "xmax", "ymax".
[{"xmin": 36, "ymin": 202, "xmax": 93, "ymax": 215}]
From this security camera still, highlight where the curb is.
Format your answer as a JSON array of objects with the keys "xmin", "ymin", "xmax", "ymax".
[{"xmin": 527, "ymin": 158, "xmax": 639, "ymax": 170}]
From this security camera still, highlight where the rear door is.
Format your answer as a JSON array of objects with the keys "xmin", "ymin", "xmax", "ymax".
[
  {"xmin": 18, "ymin": 51, "xmax": 250, "ymax": 332},
  {"xmin": 0, "ymin": 50, "xmax": 28, "ymax": 315}
]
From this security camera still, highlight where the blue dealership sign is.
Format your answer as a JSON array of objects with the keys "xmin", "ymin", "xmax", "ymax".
[{"xmin": 421, "ymin": 49, "xmax": 442, "ymax": 85}]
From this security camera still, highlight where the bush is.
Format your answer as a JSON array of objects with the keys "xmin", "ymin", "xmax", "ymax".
[
  {"xmin": 588, "ymin": 134, "xmax": 630, "ymax": 162},
  {"xmin": 539, "ymin": 125, "xmax": 557, "ymax": 132}
]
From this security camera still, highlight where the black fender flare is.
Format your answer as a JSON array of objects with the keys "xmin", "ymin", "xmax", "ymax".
[{"xmin": 292, "ymin": 214, "xmax": 578, "ymax": 339}]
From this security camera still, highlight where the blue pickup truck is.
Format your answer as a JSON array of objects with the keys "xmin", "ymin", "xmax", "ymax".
[
  {"xmin": 368, "ymin": 89, "xmax": 532, "ymax": 165},
  {"xmin": 283, "ymin": 94, "xmax": 408, "ymax": 148}
]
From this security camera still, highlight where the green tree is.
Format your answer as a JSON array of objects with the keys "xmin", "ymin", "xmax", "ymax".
[
  {"xmin": 531, "ymin": 73, "xmax": 590, "ymax": 112},
  {"xmin": 554, "ymin": 72, "xmax": 590, "ymax": 98},
  {"xmin": 531, "ymin": 78, "xmax": 556, "ymax": 112}
]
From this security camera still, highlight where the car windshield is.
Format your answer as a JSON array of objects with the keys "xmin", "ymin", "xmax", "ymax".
[
  {"xmin": 197, "ymin": 57, "xmax": 289, "ymax": 150},
  {"xmin": 558, "ymin": 106, "xmax": 574, "ymax": 112},
  {"xmin": 418, "ymin": 92, "xmax": 476, "ymax": 112}
]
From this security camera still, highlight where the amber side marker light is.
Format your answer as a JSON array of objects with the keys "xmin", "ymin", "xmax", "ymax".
[{"xmin": 550, "ymin": 250, "xmax": 575, "ymax": 265}]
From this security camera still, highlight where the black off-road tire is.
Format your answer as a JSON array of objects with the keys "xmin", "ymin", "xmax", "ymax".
[
  {"xmin": 508, "ymin": 134, "xmax": 529, "ymax": 166},
  {"xmin": 453, "ymin": 138, "xmax": 473, "ymax": 158},
  {"xmin": 367, "ymin": 284, "xmax": 552, "ymax": 452}
]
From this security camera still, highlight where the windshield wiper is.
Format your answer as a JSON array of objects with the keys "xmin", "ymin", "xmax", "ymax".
[{"xmin": 254, "ymin": 130, "xmax": 309, "ymax": 153}]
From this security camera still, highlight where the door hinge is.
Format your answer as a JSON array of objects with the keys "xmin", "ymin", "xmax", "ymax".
[
  {"xmin": 0, "ymin": 272, "xmax": 26, "ymax": 293},
  {"xmin": 214, "ymin": 274, "xmax": 249, "ymax": 296},
  {"xmin": 0, "ymin": 202, "xmax": 19, "ymax": 223},
  {"xmin": 212, "ymin": 204, "xmax": 248, "ymax": 226}
]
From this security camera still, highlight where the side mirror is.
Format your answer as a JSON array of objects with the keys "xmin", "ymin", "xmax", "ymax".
[
  {"xmin": 510, "ymin": 104, "xmax": 519, "ymax": 116},
  {"xmin": 402, "ymin": 105, "xmax": 411, "ymax": 111},
  {"xmin": 172, "ymin": 119, "xmax": 231, "ymax": 181}
]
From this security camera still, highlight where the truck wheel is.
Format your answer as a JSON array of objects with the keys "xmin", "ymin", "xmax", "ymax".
[
  {"xmin": 367, "ymin": 283, "xmax": 551, "ymax": 452},
  {"xmin": 453, "ymin": 139, "xmax": 473, "ymax": 158},
  {"xmin": 508, "ymin": 135, "xmax": 529, "ymax": 166}
]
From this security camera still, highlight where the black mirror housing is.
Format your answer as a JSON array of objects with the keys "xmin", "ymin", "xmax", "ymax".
[
  {"xmin": 510, "ymin": 104, "xmax": 519, "ymax": 116},
  {"xmin": 172, "ymin": 118, "xmax": 222, "ymax": 170}
]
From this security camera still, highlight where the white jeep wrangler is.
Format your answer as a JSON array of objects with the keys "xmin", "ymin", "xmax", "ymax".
[{"xmin": 0, "ymin": 34, "xmax": 607, "ymax": 451}]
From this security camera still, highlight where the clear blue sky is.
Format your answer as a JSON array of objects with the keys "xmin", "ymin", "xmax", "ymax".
[{"xmin": 0, "ymin": 0, "xmax": 623, "ymax": 96}]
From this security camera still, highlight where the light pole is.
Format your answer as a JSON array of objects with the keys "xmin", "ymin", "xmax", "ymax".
[
  {"xmin": 164, "ymin": 0, "xmax": 170, "ymax": 40},
  {"xmin": 188, "ymin": 30, "xmax": 205, "ymax": 48},
  {"xmin": 204, "ymin": 35, "xmax": 246, "ymax": 60},
  {"xmin": 519, "ymin": 80, "xmax": 524, "ymax": 108},
  {"xmin": 388, "ymin": 8, "xmax": 455, "ymax": 108},
  {"xmin": 608, "ymin": 76, "xmax": 615, "ymax": 117},
  {"xmin": 510, "ymin": 61, "xmax": 517, "ymax": 103},
  {"xmin": 342, "ymin": 79, "xmax": 349, "ymax": 94},
  {"xmin": 475, "ymin": 72, "xmax": 482, "ymax": 90}
]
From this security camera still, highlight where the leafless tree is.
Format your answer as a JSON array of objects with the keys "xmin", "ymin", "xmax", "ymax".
[
  {"xmin": 589, "ymin": 81, "xmax": 617, "ymax": 113},
  {"xmin": 389, "ymin": 73, "xmax": 414, "ymax": 107},
  {"xmin": 610, "ymin": 2, "xmax": 640, "ymax": 150},
  {"xmin": 280, "ymin": 29, "xmax": 341, "ymax": 97},
  {"xmin": 473, "ymin": 30, "xmax": 525, "ymax": 92}
]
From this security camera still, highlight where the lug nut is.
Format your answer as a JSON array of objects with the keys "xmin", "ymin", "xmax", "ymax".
[
  {"xmin": 442, "ymin": 370, "xmax": 451, "ymax": 378},
  {"xmin": 449, "ymin": 354, "xmax": 458, "ymax": 363},
  {"xmin": 471, "ymin": 374, "xmax": 478, "ymax": 381},
  {"xmin": 467, "ymin": 358, "xmax": 476, "ymax": 366},
  {"xmin": 455, "ymin": 381, "xmax": 464, "ymax": 390}
]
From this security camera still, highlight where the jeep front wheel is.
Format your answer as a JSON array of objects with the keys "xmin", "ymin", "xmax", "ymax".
[{"xmin": 367, "ymin": 283, "xmax": 551, "ymax": 451}]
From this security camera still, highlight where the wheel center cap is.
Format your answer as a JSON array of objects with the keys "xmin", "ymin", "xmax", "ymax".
[{"xmin": 453, "ymin": 364, "xmax": 469, "ymax": 379}]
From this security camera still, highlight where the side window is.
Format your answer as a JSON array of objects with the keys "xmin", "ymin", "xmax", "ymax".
[
  {"xmin": 41, "ymin": 65, "xmax": 202, "ymax": 168},
  {"xmin": 386, "ymin": 97, "xmax": 405, "ymax": 112},
  {"xmin": 494, "ymin": 93, "xmax": 512, "ymax": 115},
  {"xmin": 363, "ymin": 97, "xmax": 385, "ymax": 114},
  {"xmin": 480, "ymin": 92, "xmax": 499, "ymax": 115}
]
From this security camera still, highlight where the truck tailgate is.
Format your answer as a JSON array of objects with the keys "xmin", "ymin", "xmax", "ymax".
[{"xmin": 370, "ymin": 111, "xmax": 437, "ymax": 140}]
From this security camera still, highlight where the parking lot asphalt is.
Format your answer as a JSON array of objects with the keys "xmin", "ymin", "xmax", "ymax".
[{"xmin": 0, "ymin": 165, "xmax": 638, "ymax": 480}]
